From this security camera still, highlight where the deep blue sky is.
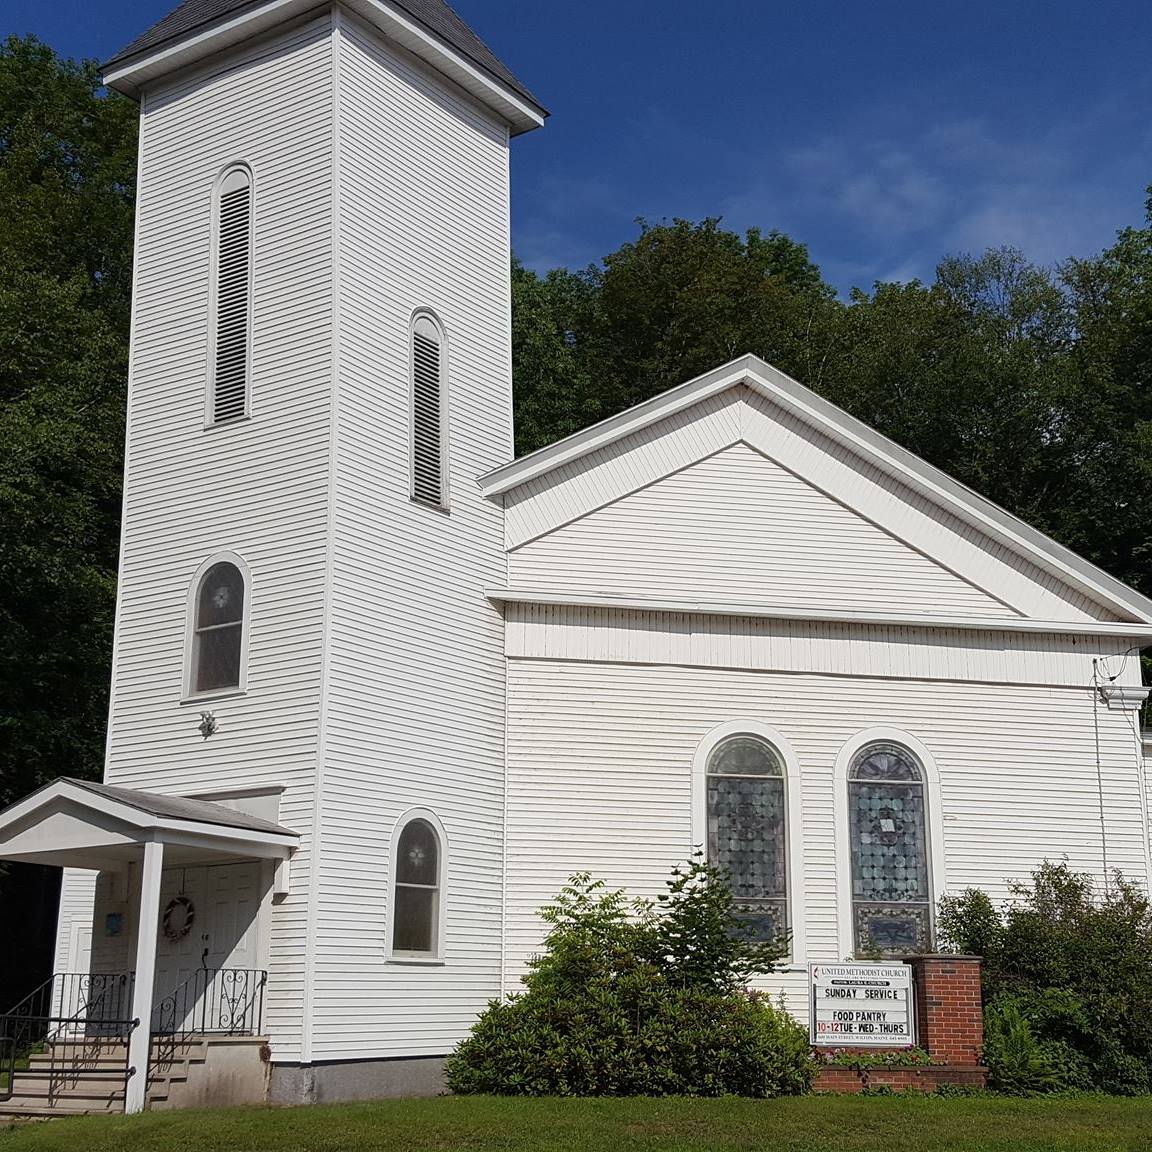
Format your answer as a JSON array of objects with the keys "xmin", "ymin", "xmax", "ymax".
[{"xmin": 8, "ymin": 0, "xmax": 1152, "ymax": 293}]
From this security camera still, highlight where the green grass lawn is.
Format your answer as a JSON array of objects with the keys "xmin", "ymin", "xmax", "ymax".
[{"xmin": 1, "ymin": 1096, "xmax": 1151, "ymax": 1152}]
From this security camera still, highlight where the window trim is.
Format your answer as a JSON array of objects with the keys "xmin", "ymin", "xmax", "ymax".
[
  {"xmin": 833, "ymin": 727, "xmax": 947, "ymax": 958},
  {"xmin": 407, "ymin": 309, "xmax": 450, "ymax": 510},
  {"xmin": 385, "ymin": 808, "xmax": 448, "ymax": 964},
  {"xmin": 181, "ymin": 551, "xmax": 252, "ymax": 703},
  {"xmin": 205, "ymin": 162, "xmax": 255, "ymax": 429},
  {"xmin": 691, "ymin": 720, "xmax": 806, "ymax": 965}
]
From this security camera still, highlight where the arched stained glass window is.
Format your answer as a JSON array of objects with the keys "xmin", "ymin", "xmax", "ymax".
[
  {"xmin": 849, "ymin": 742, "xmax": 932, "ymax": 955},
  {"xmin": 191, "ymin": 561, "xmax": 245, "ymax": 693},
  {"xmin": 706, "ymin": 735, "xmax": 787, "ymax": 943},
  {"xmin": 392, "ymin": 817, "xmax": 442, "ymax": 957}
]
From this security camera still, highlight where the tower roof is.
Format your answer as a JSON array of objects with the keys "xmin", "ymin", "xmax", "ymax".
[{"xmin": 106, "ymin": 0, "xmax": 541, "ymax": 111}]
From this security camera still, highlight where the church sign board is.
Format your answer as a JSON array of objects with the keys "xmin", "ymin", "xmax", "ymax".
[{"xmin": 809, "ymin": 962, "xmax": 914, "ymax": 1047}]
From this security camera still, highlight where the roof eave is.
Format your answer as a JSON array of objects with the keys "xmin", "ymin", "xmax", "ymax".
[
  {"xmin": 480, "ymin": 354, "xmax": 1152, "ymax": 627},
  {"xmin": 103, "ymin": 0, "xmax": 547, "ymax": 135}
]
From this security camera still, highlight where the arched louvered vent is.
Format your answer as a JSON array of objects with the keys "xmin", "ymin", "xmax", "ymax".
[
  {"xmin": 212, "ymin": 167, "xmax": 252, "ymax": 423},
  {"xmin": 411, "ymin": 315, "xmax": 446, "ymax": 506}
]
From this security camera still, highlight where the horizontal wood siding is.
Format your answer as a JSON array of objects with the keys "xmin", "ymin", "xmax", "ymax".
[
  {"xmin": 504, "ymin": 656, "xmax": 1149, "ymax": 1017},
  {"xmin": 511, "ymin": 443, "xmax": 1015, "ymax": 616},
  {"xmin": 102, "ymin": 19, "xmax": 335, "ymax": 1061},
  {"xmin": 313, "ymin": 17, "xmax": 512, "ymax": 1060},
  {"xmin": 52, "ymin": 870, "xmax": 97, "ymax": 975},
  {"xmin": 505, "ymin": 388, "xmax": 1115, "ymax": 624},
  {"xmin": 505, "ymin": 604, "xmax": 1145, "ymax": 688}
]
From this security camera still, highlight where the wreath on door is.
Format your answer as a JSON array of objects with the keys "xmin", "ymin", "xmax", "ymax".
[{"xmin": 162, "ymin": 895, "xmax": 196, "ymax": 942}]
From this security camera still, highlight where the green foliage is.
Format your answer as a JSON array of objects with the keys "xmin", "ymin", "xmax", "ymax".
[
  {"xmin": 0, "ymin": 36, "xmax": 136, "ymax": 808},
  {"xmin": 819, "ymin": 1047, "xmax": 933, "ymax": 1069},
  {"xmin": 445, "ymin": 859, "xmax": 813, "ymax": 1097},
  {"xmin": 981, "ymin": 1001, "xmax": 1066, "ymax": 1096},
  {"xmin": 939, "ymin": 862, "xmax": 1152, "ymax": 1095}
]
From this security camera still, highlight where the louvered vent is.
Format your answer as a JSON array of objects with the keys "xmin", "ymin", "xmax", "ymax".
[
  {"xmin": 412, "ymin": 325, "xmax": 444, "ymax": 505},
  {"xmin": 212, "ymin": 170, "xmax": 252, "ymax": 423}
]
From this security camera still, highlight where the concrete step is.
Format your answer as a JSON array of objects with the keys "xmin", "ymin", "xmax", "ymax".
[
  {"xmin": 17, "ymin": 1068, "xmax": 131, "ymax": 1082},
  {"xmin": 0, "ymin": 1101, "xmax": 108, "ymax": 1117},
  {"xmin": 5, "ymin": 1085, "xmax": 125, "ymax": 1108}
]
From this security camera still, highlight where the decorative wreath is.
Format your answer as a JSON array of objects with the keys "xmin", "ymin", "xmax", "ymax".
[{"xmin": 162, "ymin": 895, "xmax": 196, "ymax": 942}]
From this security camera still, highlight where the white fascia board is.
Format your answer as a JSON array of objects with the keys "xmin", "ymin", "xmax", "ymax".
[
  {"xmin": 0, "ymin": 780, "xmax": 298, "ymax": 854},
  {"xmin": 103, "ymin": 0, "xmax": 319, "ymax": 96},
  {"xmin": 478, "ymin": 359, "xmax": 755, "ymax": 495},
  {"xmin": 487, "ymin": 587, "xmax": 1152, "ymax": 640},
  {"xmin": 0, "ymin": 780, "xmax": 123, "ymax": 836},
  {"xmin": 344, "ymin": 0, "xmax": 545, "ymax": 133},
  {"xmin": 104, "ymin": 0, "xmax": 545, "ymax": 134},
  {"xmin": 480, "ymin": 353, "xmax": 1152, "ymax": 625},
  {"xmin": 151, "ymin": 822, "xmax": 298, "ymax": 858},
  {"xmin": 738, "ymin": 360, "xmax": 1152, "ymax": 626}
]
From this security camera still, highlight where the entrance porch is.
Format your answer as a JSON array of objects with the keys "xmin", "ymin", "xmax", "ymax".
[{"xmin": 0, "ymin": 778, "xmax": 297, "ymax": 1113}]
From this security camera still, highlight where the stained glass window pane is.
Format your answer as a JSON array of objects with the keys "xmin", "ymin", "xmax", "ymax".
[
  {"xmin": 707, "ymin": 736, "xmax": 787, "ymax": 944},
  {"xmin": 848, "ymin": 742, "xmax": 932, "ymax": 955},
  {"xmin": 396, "ymin": 820, "xmax": 438, "ymax": 886},
  {"xmin": 392, "ymin": 885, "xmax": 435, "ymax": 953},
  {"xmin": 197, "ymin": 563, "xmax": 244, "ymax": 628},
  {"xmin": 707, "ymin": 736, "xmax": 783, "ymax": 777},
  {"xmin": 194, "ymin": 625, "xmax": 242, "ymax": 692},
  {"xmin": 850, "ymin": 743, "xmax": 921, "ymax": 782}
]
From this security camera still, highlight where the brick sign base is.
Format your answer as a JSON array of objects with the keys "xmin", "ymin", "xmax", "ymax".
[{"xmin": 815, "ymin": 955, "xmax": 987, "ymax": 1094}]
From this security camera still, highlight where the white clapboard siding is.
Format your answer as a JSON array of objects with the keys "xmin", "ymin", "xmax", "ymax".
[
  {"xmin": 511, "ymin": 443, "xmax": 1016, "ymax": 616},
  {"xmin": 52, "ymin": 870, "xmax": 98, "ymax": 977},
  {"xmin": 309, "ymin": 14, "xmax": 512, "ymax": 1060},
  {"xmin": 505, "ymin": 387, "xmax": 1113, "ymax": 624},
  {"xmin": 503, "ymin": 657, "xmax": 1150, "ymax": 1019},
  {"xmin": 505, "ymin": 604, "xmax": 1144, "ymax": 688},
  {"xmin": 101, "ymin": 18, "xmax": 336, "ymax": 1062}
]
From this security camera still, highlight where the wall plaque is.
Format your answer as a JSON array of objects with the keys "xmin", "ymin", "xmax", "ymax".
[{"xmin": 809, "ymin": 962, "xmax": 914, "ymax": 1047}]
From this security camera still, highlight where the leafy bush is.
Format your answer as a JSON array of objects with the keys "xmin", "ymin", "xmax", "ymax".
[
  {"xmin": 818, "ymin": 1046, "xmax": 933, "ymax": 1069},
  {"xmin": 446, "ymin": 856, "xmax": 815, "ymax": 1097},
  {"xmin": 939, "ymin": 862, "xmax": 1152, "ymax": 1095},
  {"xmin": 982, "ymin": 1000, "xmax": 1066, "ymax": 1095}
]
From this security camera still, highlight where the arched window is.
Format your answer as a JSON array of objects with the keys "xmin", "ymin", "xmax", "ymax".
[
  {"xmin": 706, "ymin": 735, "xmax": 788, "ymax": 943},
  {"xmin": 210, "ymin": 165, "xmax": 253, "ymax": 424},
  {"xmin": 190, "ymin": 561, "xmax": 245, "ymax": 694},
  {"xmin": 848, "ymin": 742, "xmax": 932, "ymax": 955},
  {"xmin": 410, "ymin": 314, "xmax": 447, "ymax": 507},
  {"xmin": 391, "ymin": 816, "xmax": 443, "ymax": 957}
]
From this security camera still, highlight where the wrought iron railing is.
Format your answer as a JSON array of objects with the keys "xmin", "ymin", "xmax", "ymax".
[
  {"xmin": 0, "ymin": 973, "xmax": 137, "ymax": 1104},
  {"xmin": 149, "ymin": 968, "xmax": 266, "ymax": 1079}
]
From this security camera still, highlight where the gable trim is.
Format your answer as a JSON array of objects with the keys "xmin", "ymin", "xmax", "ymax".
[
  {"xmin": 481, "ymin": 356, "xmax": 1152, "ymax": 624},
  {"xmin": 104, "ymin": 0, "xmax": 546, "ymax": 134},
  {"xmin": 486, "ymin": 587, "xmax": 1152, "ymax": 640}
]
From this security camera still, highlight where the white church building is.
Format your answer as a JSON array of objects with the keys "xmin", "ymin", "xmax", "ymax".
[{"xmin": 1, "ymin": 0, "xmax": 1150, "ymax": 1114}]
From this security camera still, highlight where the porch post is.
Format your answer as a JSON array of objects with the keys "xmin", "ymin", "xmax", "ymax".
[{"xmin": 125, "ymin": 837, "xmax": 164, "ymax": 1114}]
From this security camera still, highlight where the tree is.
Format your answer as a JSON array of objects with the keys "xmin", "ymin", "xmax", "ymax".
[
  {"xmin": 511, "ymin": 219, "xmax": 843, "ymax": 453},
  {"xmin": 0, "ymin": 36, "xmax": 136, "ymax": 1005},
  {"xmin": 0, "ymin": 37, "xmax": 136, "ymax": 807}
]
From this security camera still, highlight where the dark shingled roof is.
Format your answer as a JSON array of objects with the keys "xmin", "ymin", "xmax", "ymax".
[
  {"xmin": 64, "ymin": 778, "xmax": 297, "ymax": 836},
  {"xmin": 105, "ymin": 0, "xmax": 540, "ymax": 108}
]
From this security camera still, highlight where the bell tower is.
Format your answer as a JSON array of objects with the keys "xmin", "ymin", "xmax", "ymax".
[{"xmin": 57, "ymin": 0, "xmax": 544, "ymax": 1095}]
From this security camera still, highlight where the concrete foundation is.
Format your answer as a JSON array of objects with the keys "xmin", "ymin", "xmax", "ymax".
[{"xmin": 269, "ymin": 1056, "xmax": 447, "ymax": 1105}]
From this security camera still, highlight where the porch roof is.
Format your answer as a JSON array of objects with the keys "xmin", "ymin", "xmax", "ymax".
[{"xmin": 0, "ymin": 777, "xmax": 299, "ymax": 870}]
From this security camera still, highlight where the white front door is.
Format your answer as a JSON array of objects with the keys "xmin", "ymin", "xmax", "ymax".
[{"xmin": 151, "ymin": 862, "xmax": 264, "ymax": 1031}]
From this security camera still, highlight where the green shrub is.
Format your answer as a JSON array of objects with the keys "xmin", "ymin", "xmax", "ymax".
[
  {"xmin": 982, "ymin": 1000, "xmax": 1066, "ymax": 1095},
  {"xmin": 446, "ymin": 856, "xmax": 815, "ymax": 1097},
  {"xmin": 939, "ymin": 862, "xmax": 1152, "ymax": 1095}
]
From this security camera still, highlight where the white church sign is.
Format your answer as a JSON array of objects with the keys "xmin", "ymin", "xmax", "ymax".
[{"xmin": 809, "ymin": 962, "xmax": 915, "ymax": 1047}]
